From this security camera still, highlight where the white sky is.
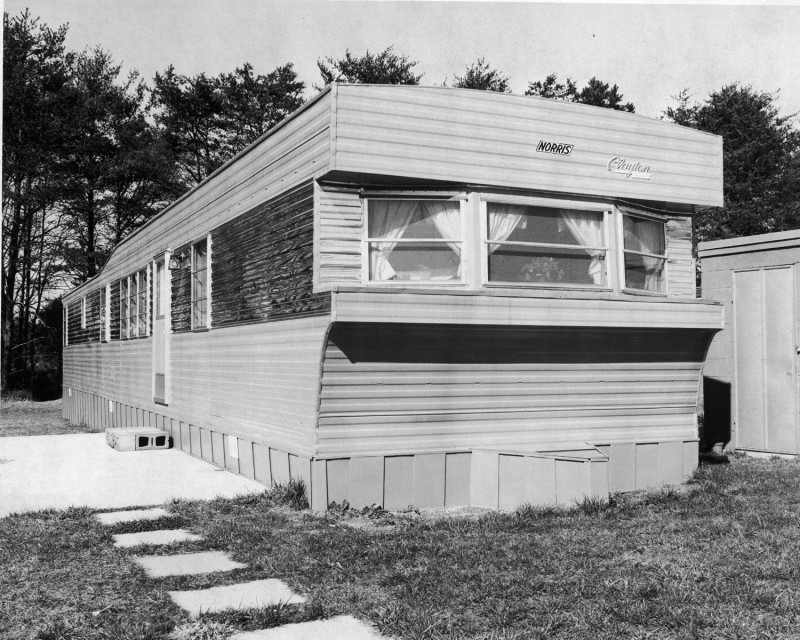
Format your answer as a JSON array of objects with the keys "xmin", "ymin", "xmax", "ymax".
[{"xmin": 4, "ymin": 0, "xmax": 800, "ymax": 119}]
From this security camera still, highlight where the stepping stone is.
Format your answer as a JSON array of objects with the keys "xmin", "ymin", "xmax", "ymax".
[
  {"xmin": 169, "ymin": 579, "xmax": 305, "ymax": 617},
  {"xmin": 230, "ymin": 615, "xmax": 386, "ymax": 639},
  {"xmin": 133, "ymin": 551, "xmax": 246, "ymax": 577},
  {"xmin": 112, "ymin": 529, "xmax": 203, "ymax": 548},
  {"xmin": 96, "ymin": 507, "xmax": 171, "ymax": 525}
]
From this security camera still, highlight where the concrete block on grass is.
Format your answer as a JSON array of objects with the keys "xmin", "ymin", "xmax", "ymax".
[
  {"xmin": 133, "ymin": 551, "xmax": 246, "ymax": 577},
  {"xmin": 169, "ymin": 579, "xmax": 305, "ymax": 617},
  {"xmin": 96, "ymin": 507, "xmax": 171, "ymax": 525},
  {"xmin": 230, "ymin": 615, "xmax": 386, "ymax": 639},
  {"xmin": 112, "ymin": 529, "xmax": 203, "ymax": 548}
]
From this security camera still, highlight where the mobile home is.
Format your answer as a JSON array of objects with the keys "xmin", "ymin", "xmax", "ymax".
[{"xmin": 62, "ymin": 84, "xmax": 724, "ymax": 510}]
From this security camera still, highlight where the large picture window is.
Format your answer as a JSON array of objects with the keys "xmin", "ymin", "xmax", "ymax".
[
  {"xmin": 485, "ymin": 203, "xmax": 608, "ymax": 287},
  {"xmin": 191, "ymin": 238, "xmax": 209, "ymax": 328},
  {"xmin": 366, "ymin": 199, "xmax": 463, "ymax": 282},
  {"xmin": 622, "ymin": 214, "xmax": 667, "ymax": 293}
]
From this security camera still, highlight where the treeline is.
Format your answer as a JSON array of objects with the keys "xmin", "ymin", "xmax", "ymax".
[{"xmin": 3, "ymin": 10, "xmax": 799, "ymax": 394}]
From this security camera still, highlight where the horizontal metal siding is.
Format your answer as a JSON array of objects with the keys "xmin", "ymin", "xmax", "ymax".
[
  {"xmin": 317, "ymin": 188, "xmax": 363, "ymax": 289},
  {"xmin": 317, "ymin": 325, "xmax": 709, "ymax": 457},
  {"xmin": 332, "ymin": 290, "xmax": 723, "ymax": 330},
  {"xmin": 332, "ymin": 85, "xmax": 722, "ymax": 208},
  {"xmin": 64, "ymin": 95, "xmax": 332, "ymax": 304},
  {"xmin": 205, "ymin": 317, "xmax": 329, "ymax": 456}
]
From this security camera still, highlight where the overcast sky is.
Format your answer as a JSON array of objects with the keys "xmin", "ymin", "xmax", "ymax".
[{"xmin": 5, "ymin": 0, "xmax": 800, "ymax": 120}]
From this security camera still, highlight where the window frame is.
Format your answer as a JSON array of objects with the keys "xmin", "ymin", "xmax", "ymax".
[
  {"xmin": 191, "ymin": 234, "xmax": 212, "ymax": 330},
  {"xmin": 480, "ymin": 196, "xmax": 613, "ymax": 291},
  {"xmin": 618, "ymin": 209, "xmax": 669, "ymax": 296},
  {"xmin": 119, "ymin": 277, "xmax": 129, "ymax": 339},
  {"xmin": 361, "ymin": 196, "xmax": 468, "ymax": 287},
  {"xmin": 80, "ymin": 297, "xmax": 87, "ymax": 329}
]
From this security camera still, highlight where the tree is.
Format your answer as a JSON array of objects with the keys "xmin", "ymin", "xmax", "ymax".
[
  {"xmin": 453, "ymin": 58, "xmax": 510, "ymax": 93},
  {"xmin": 151, "ymin": 62, "xmax": 305, "ymax": 188},
  {"xmin": 316, "ymin": 46, "xmax": 422, "ymax": 87},
  {"xmin": 575, "ymin": 77, "xmax": 635, "ymax": 112},
  {"xmin": 526, "ymin": 73, "xmax": 635, "ymax": 112},
  {"xmin": 3, "ymin": 10, "xmax": 73, "ymax": 391},
  {"xmin": 664, "ymin": 84, "xmax": 800, "ymax": 242},
  {"xmin": 525, "ymin": 73, "xmax": 577, "ymax": 101}
]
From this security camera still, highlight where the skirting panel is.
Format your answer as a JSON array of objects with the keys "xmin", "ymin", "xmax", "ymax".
[
  {"xmin": 63, "ymin": 387, "xmax": 700, "ymax": 512},
  {"xmin": 62, "ymin": 386, "xmax": 310, "ymax": 494}
]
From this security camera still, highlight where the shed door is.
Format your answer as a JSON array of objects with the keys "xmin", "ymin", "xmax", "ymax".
[
  {"xmin": 734, "ymin": 266, "xmax": 798, "ymax": 453},
  {"xmin": 153, "ymin": 258, "xmax": 169, "ymax": 404}
]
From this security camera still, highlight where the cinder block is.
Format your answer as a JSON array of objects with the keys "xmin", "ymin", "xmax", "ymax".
[{"xmin": 105, "ymin": 428, "xmax": 170, "ymax": 452}]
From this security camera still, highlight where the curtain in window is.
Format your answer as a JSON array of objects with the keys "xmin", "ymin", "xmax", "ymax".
[
  {"xmin": 369, "ymin": 201, "xmax": 417, "ymax": 280},
  {"xmin": 558, "ymin": 210, "xmax": 605, "ymax": 285},
  {"xmin": 624, "ymin": 216, "xmax": 665, "ymax": 291},
  {"xmin": 487, "ymin": 204, "xmax": 524, "ymax": 253},
  {"xmin": 423, "ymin": 201, "xmax": 462, "ymax": 276}
]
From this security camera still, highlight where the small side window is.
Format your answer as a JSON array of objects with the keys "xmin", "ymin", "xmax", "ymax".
[
  {"xmin": 191, "ymin": 238, "xmax": 209, "ymax": 329},
  {"xmin": 80, "ymin": 297, "xmax": 87, "ymax": 329},
  {"xmin": 622, "ymin": 214, "xmax": 667, "ymax": 294}
]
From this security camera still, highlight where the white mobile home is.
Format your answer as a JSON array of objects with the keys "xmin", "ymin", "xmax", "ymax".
[{"xmin": 62, "ymin": 84, "xmax": 724, "ymax": 510}]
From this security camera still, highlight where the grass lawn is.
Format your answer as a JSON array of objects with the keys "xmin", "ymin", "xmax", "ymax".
[
  {"xmin": 2, "ymin": 456, "xmax": 800, "ymax": 639},
  {"xmin": 0, "ymin": 398, "xmax": 97, "ymax": 437}
]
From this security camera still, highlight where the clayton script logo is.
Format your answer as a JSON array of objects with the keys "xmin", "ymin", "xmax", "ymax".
[{"xmin": 607, "ymin": 157, "xmax": 651, "ymax": 181}]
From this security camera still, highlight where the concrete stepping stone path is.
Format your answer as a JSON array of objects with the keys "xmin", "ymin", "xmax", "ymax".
[
  {"xmin": 96, "ymin": 507, "xmax": 171, "ymax": 525},
  {"xmin": 133, "ymin": 550, "xmax": 247, "ymax": 577},
  {"xmin": 112, "ymin": 529, "xmax": 203, "ymax": 548},
  {"xmin": 230, "ymin": 615, "xmax": 386, "ymax": 639},
  {"xmin": 169, "ymin": 579, "xmax": 306, "ymax": 617}
]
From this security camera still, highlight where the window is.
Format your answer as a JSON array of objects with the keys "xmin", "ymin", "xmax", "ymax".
[
  {"xmin": 119, "ymin": 278, "xmax": 129, "ymax": 339},
  {"xmin": 99, "ymin": 288, "xmax": 106, "ymax": 341},
  {"xmin": 155, "ymin": 260, "xmax": 165, "ymax": 319},
  {"xmin": 127, "ymin": 274, "xmax": 138, "ymax": 337},
  {"xmin": 191, "ymin": 237, "xmax": 209, "ymax": 329},
  {"xmin": 80, "ymin": 297, "xmax": 87, "ymax": 329},
  {"xmin": 365, "ymin": 199, "xmax": 463, "ymax": 282},
  {"xmin": 485, "ymin": 203, "xmax": 608, "ymax": 286},
  {"xmin": 622, "ymin": 214, "xmax": 667, "ymax": 293},
  {"xmin": 137, "ymin": 268, "xmax": 148, "ymax": 336}
]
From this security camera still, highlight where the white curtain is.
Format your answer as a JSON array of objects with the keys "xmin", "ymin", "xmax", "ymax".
[
  {"xmin": 424, "ymin": 201, "xmax": 462, "ymax": 277},
  {"xmin": 487, "ymin": 204, "xmax": 524, "ymax": 253},
  {"xmin": 369, "ymin": 201, "xmax": 417, "ymax": 280},
  {"xmin": 558, "ymin": 209, "xmax": 606, "ymax": 285},
  {"xmin": 624, "ymin": 216, "xmax": 664, "ymax": 291}
]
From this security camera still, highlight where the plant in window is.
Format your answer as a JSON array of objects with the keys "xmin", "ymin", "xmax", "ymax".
[{"xmin": 521, "ymin": 257, "xmax": 565, "ymax": 283}]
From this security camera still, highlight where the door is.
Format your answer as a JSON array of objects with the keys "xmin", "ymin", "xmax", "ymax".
[
  {"xmin": 153, "ymin": 258, "xmax": 169, "ymax": 404},
  {"xmin": 733, "ymin": 266, "xmax": 798, "ymax": 453}
]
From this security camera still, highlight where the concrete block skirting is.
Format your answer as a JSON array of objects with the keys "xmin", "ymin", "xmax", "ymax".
[{"xmin": 64, "ymin": 387, "xmax": 699, "ymax": 513}]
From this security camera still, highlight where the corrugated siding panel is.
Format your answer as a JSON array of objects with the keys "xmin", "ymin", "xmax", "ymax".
[
  {"xmin": 332, "ymin": 85, "xmax": 722, "ymax": 208},
  {"xmin": 316, "ymin": 324, "xmax": 711, "ymax": 457},
  {"xmin": 62, "ymin": 316, "xmax": 329, "ymax": 457},
  {"xmin": 204, "ymin": 317, "xmax": 329, "ymax": 456},
  {"xmin": 64, "ymin": 95, "xmax": 332, "ymax": 305},
  {"xmin": 317, "ymin": 188, "xmax": 363, "ymax": 289},
  {"xmin": 332, "ymin": 290, "xmax": 723, "ymax": 330}
]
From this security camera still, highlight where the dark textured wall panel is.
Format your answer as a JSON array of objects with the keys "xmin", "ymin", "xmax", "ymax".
[
  {"xmin": 211, "ymin": 181, "xmax": 330, "ymax": 327},
  {"xmin": 171, "ymin": 243, "xmax": 192, "ymax": 333}
]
